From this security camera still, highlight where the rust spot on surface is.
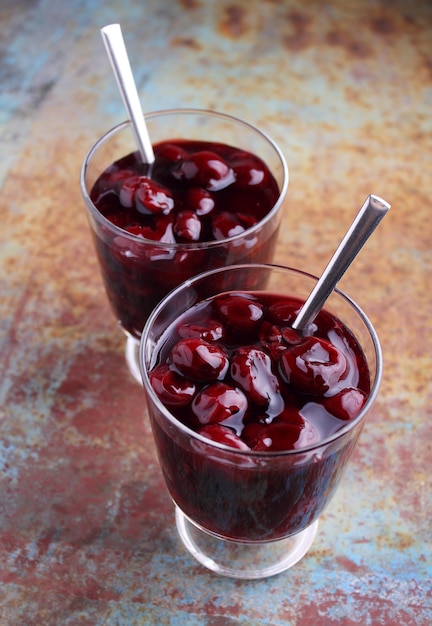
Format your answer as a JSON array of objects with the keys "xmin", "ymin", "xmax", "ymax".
[
  {"xmin": 170, "ymin": 36, "xmax": 202, "ymax": 50},
  {"xmin": 325, "ymin": 29, "xmax": 371, "ymax": 58},
  {"xmin": 178, "ymin": 0, "xmax": 201, "ymax": 9},
  {"xmin": 283, "ymin": 9, "xmax": 313, "ymax": 51},
  {"xmin": 283, "ymin": 31, "xmax": 311, "ymax": 51},
  {"xmin": 422, "ymin": 54, "xmax": 432, "ymax": 80},
  {"xmin": 335, "ymin": 555, "xmax": 368, "ymax": 574},
  {"xmin": 288, "ymin": 9, "xmax": 312, "ymax": 31},
  {"xmin": 218, "ymin": 4, "xmax": 247, "ymax": 38},
  {"xmin": 370, "ymin": 16, "xmax": 396, "ymax": 35}
]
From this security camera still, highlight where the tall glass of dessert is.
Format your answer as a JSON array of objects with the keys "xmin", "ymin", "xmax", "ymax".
[
  {"xmin": 139, "ymin": 263, "xmax": 382, "ymax": 579},
  {"xmin": 80, "ymin": 109, "xmax": 288, "ymax": 381}
]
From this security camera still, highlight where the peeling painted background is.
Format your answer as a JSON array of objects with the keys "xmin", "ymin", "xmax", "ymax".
[{"xmin": 0, "ymin": 0, "xmax": 431, "ymax": 624}]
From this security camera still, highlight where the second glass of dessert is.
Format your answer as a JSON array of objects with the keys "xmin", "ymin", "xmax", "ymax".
[
  {"xmin": 80, "ymin": 109, "xmax": 288, "ymax": 380},
  {"xmin": 139, "ymin": 263, "xmax": 382, "ymax": 579}
]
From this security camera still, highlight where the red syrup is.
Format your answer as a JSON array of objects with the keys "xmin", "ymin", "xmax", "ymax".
[
  {"xmin": 147, "ymin": 291, "xmax": 371, "ymax": 541},
  {"xmin": 90, "ymin": 140, "xmax": 281, "ymax": 338}
]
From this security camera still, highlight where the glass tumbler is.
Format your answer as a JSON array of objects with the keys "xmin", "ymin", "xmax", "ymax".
[
  {"xmin": 80, "ymin": 109, "xmax": 288, "ymax": 381},
  {"xmin": 139, "ymin": 264, "xmax": 382, "ymax": 579}
]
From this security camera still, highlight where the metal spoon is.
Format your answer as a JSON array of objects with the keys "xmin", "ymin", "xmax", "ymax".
[
  {"xmin": 292, "ymin": 194, "xmax": 390, "ymax": 332},
  {"xmin": 101, "ymin": 23, "xmax": 155, "ymax": 165}
]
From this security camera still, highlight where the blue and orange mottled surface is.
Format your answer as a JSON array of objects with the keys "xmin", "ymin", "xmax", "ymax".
[{"xmin": 1, "ymin": 0, "xmax": 431, "ymax": 624}]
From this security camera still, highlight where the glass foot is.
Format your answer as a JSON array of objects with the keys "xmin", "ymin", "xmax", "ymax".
[
  {"xmin": 125, "ymin": 335, "xmax": 142, "ymax": 384},
  {"xmin": 175, "ymin": 507, "xmax": 319, "ymax": 579}
]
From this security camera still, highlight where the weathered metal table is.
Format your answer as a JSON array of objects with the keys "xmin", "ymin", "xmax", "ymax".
[{"xmin": 1, "ymin": 1, "xmax": 431, "ymax": 624}]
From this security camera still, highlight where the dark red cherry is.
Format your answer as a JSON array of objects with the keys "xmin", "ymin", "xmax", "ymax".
[
  {"xmin": 259, "ymin": 321, "xmax": 283, "ymax": 344},
  {"xmin": 281, "ymin": 327, "xmax": 304, "ymax": 346},
  {"xmin": 267, "ymin": 300, "xmax": 300, "ymax": 324},
  {"xmin": 230, "ymin": 347, "xmax": 283, "ymax": 416},
  {"xmin": 135, "ymin": 178, "xmax": 175, "ymax": 215},
  {"xmin": 170, "ymin": 338, "xmax": 229, "ymax": 382},
  {"xmin": 125, "ymin": 216, "xmax": 176, "ymax": 243},
  {"xmin": 235, "ymin": 212, "xmax": 258, "ymax": 230},
  {"xmin": 251, "ymin": 420, "xmax": 320, "ymax": 451},
  {"xmin": 323, "ymin": 387, "xmax": 367, "ymax": 421},
  {"xmin": 174, "ymin": 210, "xmax": 202, "ymax": 241},
  {"xmin": 241, "ymin": 422, "xmax": 268, "ymax": 448},
  {"xmin": 99, "ymin": 168, "xmax": 137, "ymax": 196},
  {"xmin": 186, "ymin": 187, "xmax": 216, "ymax": 216},
  {"xmin": 214, "ymin": 293, "xmax": 263, "ymax": 337},
  {"xmin": 212, "ymin": 212, "xmax": 246, "ymax": 240},
  {"xmin": 155, "ymin": 143, "xmax": 187, "ymax": 162},
  {"xmin": 191, "ymin": 382, "xmax": 248, "ymax": 425},
  {"xmin": 252, "ymin": 422, "xmax": 303, "ymax": 451},
  {"xmin": 197, "ymin": 424, "xmax": 250, "ymax": 450},
  {"xmin": 258, "ymin": 322, "xmax": 304, "ymax": 359},
  {"xmin": 279, "ymin": 337, "xmax": 348, "ymax": 395},
  {"xmin": 149, "ymin": 364, "xmax": 196, "ymax": 406},
  {"xmin": 234, "ymin": 164, "xmax": 267, "ymax": 187},
  {"xmin": 177, "ymin": 319, "xmax": 223, "ymax": 342},
  {"xmin": 231, "ymin": 151, "xmax": 270, "ymax": 188},
  {"xmin": 258, "ymin": 321, "xmax": 286, "ymax": 359},
  {"xmin": 176, "ymin": 151, "xmax": 235, "ymax": 191}
]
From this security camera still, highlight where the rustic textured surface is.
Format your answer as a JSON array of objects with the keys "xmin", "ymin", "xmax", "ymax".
[{"xmin": 1, "ymin": 0, "xmax": 431, "ymax": 624}]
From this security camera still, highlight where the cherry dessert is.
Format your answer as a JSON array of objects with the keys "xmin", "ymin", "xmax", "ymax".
[
  {"xmin": 147, "ymin": 290, "xmax": 371, "ymax": 541},
  {"xmin": 90, "ymin": 140, "xmax": 281, "ymax": 337}
]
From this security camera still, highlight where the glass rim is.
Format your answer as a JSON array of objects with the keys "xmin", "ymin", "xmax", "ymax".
[
  {"xmin": 139, "ymin": 263, "xmax": 383, "ymax": 457},
  {"xmin": 80, "ymin": 107, "xmax": 289, "ymax": 249}
]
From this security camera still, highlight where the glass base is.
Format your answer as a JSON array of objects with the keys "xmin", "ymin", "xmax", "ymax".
[
  {"xmin": 175, "ymin": 507, "xmax": 319, "ymax": 579},
  {"xmin": 125, "ymin": 335, "xmax": 142, "ymax": 384}
]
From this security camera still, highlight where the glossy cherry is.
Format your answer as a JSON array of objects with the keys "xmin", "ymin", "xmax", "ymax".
[
  {"xmin": 149, "ymin": 364, "xmax": 196, "ymax": 406},
  {"xmin": 251, "ymin": 422, "xmax": 304, "ymax": 451},
  {"xmin": 174, "ymin": 210, "xmax": 202, "ymax": 241},
  {"xmin": 155, "ymin": 142, "xmax": 187, "ymax": 162},
  {"xmin": 279, "ymin": 336, "xmax": 348, "ymax": 395},
  {"xmin": 231, "ymin": 150, "xmax": 270, "ymax": 188},
  {"xmin": 125, "ymin": 217, "xmax": 176, "ymax": 243},
  {"xmin": 191, "ymin": 382, "xmax": 248, "ymax": 425},
  {"xmin": 197, "ymin": 424, "xmax": 250, "ymax": 450},
  {"xmin": 176, "ymin": 151, "xmax": 235, "ymax": 191},
  {"xmin": 212, "ymin": 212, "xmax": 246, "ymax": 239},
  {"xmin": 242, "ymin": 414, "xmax": 320, "ymax": 451},
  {"xmin": 323, "ymin": 387, "xmax": 367, "ymax": 421},
  {"xmin": 135, "ymin": 178, "xmax": 175, "ymax": 215},
  {"xmin": 211, "ymin": 211, "xmax": 257, "ymax": 240},
  {"xmin": 101, "ymin": 167, "xmax": 137, "ymax": 196},
  {"xmin": 177, "ymin": 319, "xmax": 223, "ymax": 342},
  {"xmin": 170, "ymin": 337, "xmax": 229, "ymax": 382},
  {"xmin": 213, "ymin": 293, "xmax": 264, "ymax": 336},
  {"xmin": 268, "ymin": 300, "xmax": 300, "ymax": 325},
  {"xmin": 185, "ymin": 187, "xmax": 216, "ymax": 216},
  {"xmin": 230, "ymin": 347, "xmax": 283, "ymax": 416}
]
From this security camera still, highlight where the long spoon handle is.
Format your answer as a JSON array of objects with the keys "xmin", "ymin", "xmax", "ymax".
[
  {"xmin": 292, "ymin": 194, "xmax": 391, "ymax": 331},
  {"xmin": 101, "ymin": 24, "xmax": 155, "ymax": 164}
]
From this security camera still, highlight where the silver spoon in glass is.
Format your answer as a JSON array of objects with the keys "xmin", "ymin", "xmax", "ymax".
[
  {"xmin": 101, "ymin": 23, "xmax": 155, "ymax": 165},
  {"xmin": 292, "ymin": 194, "xmax": 391, "ymax": 332}
]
